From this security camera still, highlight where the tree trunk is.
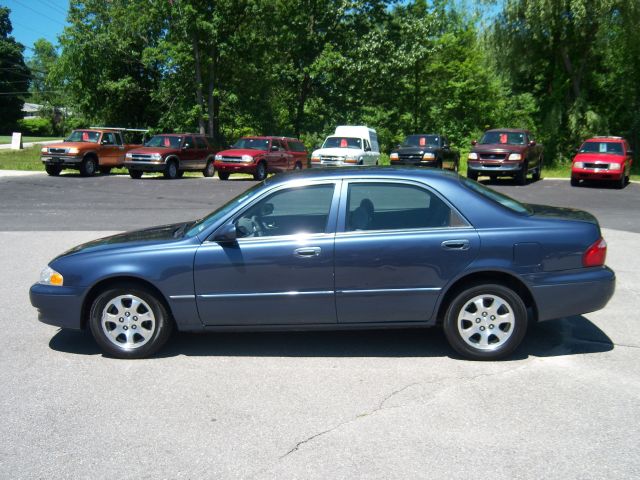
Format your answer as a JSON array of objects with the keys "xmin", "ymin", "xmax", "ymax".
[
  {"xmin": 207, "ymin": 44, "xmax": 221, "ymax": 143},
  {"xmin": 193, "ymin": 34, "xmax": 206, "ymax": 135},
  {"xmin": 294, "ymin": 73, "xmax": 310, "ymax": 137}
]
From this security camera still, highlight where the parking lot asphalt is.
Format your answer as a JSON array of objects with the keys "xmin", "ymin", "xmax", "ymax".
[
  {"xmin": 0, "ymin": 171, "xmax": 639, "ymax": 233},
  {"xmin": 2, "ymin": 170, "xmax": 640, "ymax": 479}
]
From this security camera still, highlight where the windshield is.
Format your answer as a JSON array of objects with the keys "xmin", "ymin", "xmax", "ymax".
[
  {"xmin": 402, "ymin": 135, "xmax": 440, "ymax": 147},
  {"xmin": 145, "ymin": 135, "xmax": 182, "ymax": 148},
  {"xmin": 186, "ymin": 183, "xmax": 265, "ymax": 238},
  {"xmin": 579, "ymin": 142, "xmax": 623, "ymax": 155},
  {"xmin": 322, "ymin": 137, "xmax": 362, "ymax": 149},
  {"xmin": 460, "ymin": 176, "xmax": 531, "ymax": 215},
  {"xmin": 65, "ymin": 130, "xmax": 100, "ymax": 143},
  {"xmin": 232, "ymin": 138, "xmax": 269, "ymax": 150},
  {"xmin": 480, "ymin": 131, "xmax": 526, "ymax": 145}
]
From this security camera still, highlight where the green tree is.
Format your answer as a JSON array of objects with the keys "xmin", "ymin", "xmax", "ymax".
[{"xmin": 0, "ymin": 6, "xmax": 30, "ymax": 133}]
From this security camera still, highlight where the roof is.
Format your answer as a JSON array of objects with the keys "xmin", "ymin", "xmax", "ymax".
[
  {"xmin": 239, "ymin": 136, "xmax": 302, "ymax": 141},
  {"xmin": 264, "ymin": 166, "xmax": 460, "ymax": 187},
  {"xmin": 586, "ymin": 136, "xmax": 625, "ymax": 141},
  {"xmin": 485, "ymin": 128, "xmax": 530, "ymax": 133}
]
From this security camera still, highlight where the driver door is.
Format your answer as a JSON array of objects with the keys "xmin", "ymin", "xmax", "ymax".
[{"xmin": 194, "ymin": 181, "xmax": 340, "ymax": 326}]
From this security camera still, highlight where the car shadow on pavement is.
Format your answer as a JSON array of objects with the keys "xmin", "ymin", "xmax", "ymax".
[{"xmin": 48, "ymin": 315, "xmax": 613, "ymax": 360}]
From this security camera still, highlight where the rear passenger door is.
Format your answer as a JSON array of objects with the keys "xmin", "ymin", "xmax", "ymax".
[
  {"xmin": 194, "ymin": 136, "xmax": 209, "ymax": 168},
  {"xmin": 181, "ymin": 136, "xmax": 198, "ymax": 169},
  {"xmin": 334, "ymin": 180, "xmax": 480, "ymax": 324}
]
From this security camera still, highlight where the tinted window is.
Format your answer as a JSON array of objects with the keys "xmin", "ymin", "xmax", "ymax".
[
  {"xmin": 402, "ymin": 135, "xmax": 440, "ymax": 147},
  {"xmin": 146, "ymin": 135, "xmax": 182, "ymax": 148},
  {"xmin": 232, "ymin": 137, "xmax": 269, "ymax": 150},
  {"xmin": 102, "ymin": 132, "xmax": 116, "ymax": 145},
  {"xmin": 195, "ymin": 136, "xmax": 207, "ymax": 149},
  {"xmin": 235, "ymin": 184, "xmax": 335, "ymax": 238},
  {"xmin": 183, "ymin": 136, "xmax": 195, "ymax": 150},
  {"xmin": 271, "ymin": 139, "xmax": 283, "ymax": 151},
  {"xmin": 460, "ymin": 176, "xmax": 531, "ymax": 214},
  {"xmin": 322, "ymin": 137, "xmax": 362, "ymax": 149},
  {"xmin": 346, "ymin": 183, "xmax": 461, "ymax": 231},
  {"xmin": 66, "ymin": 130, "xmax": 100, "ymax": 143},
  {"xmin": 480, "ymin": 131, "xmax": 526, "ymax": 145},
  {"xmin": 287, "ymin": 140, "xmax": 307, "ymax": 152},
  {"xmin": 580, "ymin": 142, "xmax": 623, "ymax": 154}
]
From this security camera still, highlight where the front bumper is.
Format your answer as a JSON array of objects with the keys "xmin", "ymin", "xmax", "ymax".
[
  {"xmin": 41, "ymin": 155, "xmax": 82, "ymax": 167},
  {"xmin": 391, "ymin": 159, "xmax": 438, "ymax": 167},
  {"xmin": 467, "ymin": 161, "xmax": 523, "ymax": 173},
  {"xmin": 125, "ymin": 160, "xmax": 166, "ymax": 172},
  {"xmin": 528, "ymin": 266, "xmax": 615, "ymax": 322},
  {"xmin": 29, "ymin": 283, "xmax": 86, "ymax": 330},
  {"xmin": 215, "ymin": 161, "xmax": 257, "ymax": 174},
  {"xmin": 572, "ymin": 167, "xmax": 623, "ymax": 181}
]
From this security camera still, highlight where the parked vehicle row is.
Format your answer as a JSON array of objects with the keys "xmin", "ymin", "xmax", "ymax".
[{"xmin": 40, "ymin": 126, "xmax": 633, "ymax": 189}]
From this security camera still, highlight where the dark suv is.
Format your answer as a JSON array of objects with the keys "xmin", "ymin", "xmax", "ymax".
[
  {"xmin": 467, "ymin": 129, "xmax": 543, "ymax": 185},
  {"xmin": 125, "ymin": 134, "xmax": 219, "ymax": 179},
  {"xmin": 389, "ymin": 134, "xmax": 459, "ymax": 171},
  {"xmin": 214, "ymin": 136, "xmax": 308, "ymax": 180}
]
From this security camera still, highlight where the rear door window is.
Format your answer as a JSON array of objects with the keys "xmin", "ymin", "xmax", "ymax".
[{"xmin": 195, "ymin": 136, "xmax": 207, "ymax": 149}]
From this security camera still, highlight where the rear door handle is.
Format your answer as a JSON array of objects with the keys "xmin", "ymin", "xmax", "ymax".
[
  {"xmin": 294, "ymin": 247, "xmax": 321, "ymax": 258},
  {"xmin": 441, "ymin": 240, "xmax": 470, "ymax": 250}
]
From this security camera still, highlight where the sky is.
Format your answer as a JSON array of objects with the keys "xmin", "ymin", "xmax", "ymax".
[{"xmin": 3, "ymin": 0, "xmax": 69, "ymax": 59}]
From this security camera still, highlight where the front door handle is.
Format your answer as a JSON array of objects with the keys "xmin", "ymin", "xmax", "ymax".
[
  {"xmin": 441, "ymin": 240, "xmax": 470, "ymax": 250},
  {"xmin": 294, "ymin": 247, "xmax": 321, "ymax": 257}
]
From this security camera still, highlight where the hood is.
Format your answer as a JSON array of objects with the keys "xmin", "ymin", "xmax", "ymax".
[
  {"xmin": 128, "ymin": 146, "xmax": 179, "ymax": 155},
  {"xmin": 472, "ymin": 143, "xmax": 527, "ymax": 153},
  {"xmin": 392, "ymin": 146, "xmax": 437, "ymax": 154},
  {"xmin": 217, "ymin": 148, "xmax": 267, "ymax": 157},
  {"xmin": 312, "ymin": 147, "xmax": 365, "ymax": 157},
  {"xmin": 573, "ymin": 152, "xmax": 624, "ymax": 164},
  {"xmin": 57, "ymin": 222, "xmax": 189, "ymax": 259},
  {"xmin": 526, "ymin": 203, "xmax": 598, "ymax": 225},
  {"xmin": 44, "ymin": 141, "xmax": 95, "ymax": 150}
]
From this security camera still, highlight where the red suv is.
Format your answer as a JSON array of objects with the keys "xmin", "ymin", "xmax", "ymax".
[
  {"xmin": 214, "ymin": 136, "xmax": 308, "ymax": 180},
  {"xmin": 571, "ymin": 136, "xmax": 633, "ymax": 189}
]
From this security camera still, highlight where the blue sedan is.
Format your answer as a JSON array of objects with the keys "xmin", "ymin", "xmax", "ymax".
[{"xmin": 30, "ymin": 168, "xmax": 615, "ymax": 360}]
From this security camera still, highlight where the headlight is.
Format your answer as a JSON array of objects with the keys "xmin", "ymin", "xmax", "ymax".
[
  {"xmin": 39, "ymin": 266, "xmax": 63, "ymax": 286},
  {"xmin": 508, "ymin": 153, "xmax": 522, "ymax": 161},
  {"xmin": 215, "ymin": 154, "xmax": 222, "ymax": 161},
  {"xmin": 68, "ymin": 147, "xmax": 79, "ymax": 154},
  {"xmin": 609, "ymin": 163, "xmax": 622, "ymax": 171},
  {"xmin": 151, "ymin": 153, "xmax": 163, "ymax": 160},
  {"xmin": 241, "ymin": 155, "xmax": 253, "ymax": 163},
  {"xmin": 422, "ymin": 152, "xmax": 435, "ymax": 160},
  {"xmin": 574, "ymin": 162, "xmax": 584, "ymax": 168},
  {"xmin": 41, "ymin": 147, "xmax": 48, "ymax": 153},
  {"xmin": 125, "ymin": 153, "xmax": 133, "ymax": 159},
  {"xmin": 468, "ymin": 153, "xmax": 478, "ymax": 160},
  {"xmin": 390, "ymin": 153, "xmax": 399, "ymax": 161}
]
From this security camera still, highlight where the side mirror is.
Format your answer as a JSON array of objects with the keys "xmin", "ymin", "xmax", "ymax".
[
  {"xmin": 471, "ymin": 140, "xmax": 477, "ymax": 146},
  {"xmin": 628, "ymin": 150, "xmax": 634, "ymax": 156},
  {"xmin": 443, "ymin": 143, "xmax": 449, "ymax": 149},
  {"xmin": 213, "ymin": 223, "xmax": 237, "ymax": 243},
  {"xmin": 529, "ymin": 140, "xmax": 536, "ymax": 146}
]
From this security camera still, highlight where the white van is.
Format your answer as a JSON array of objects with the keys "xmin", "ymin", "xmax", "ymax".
[{"xmin": 310, "ymin": 126, "xmax": 380, "ymax": 167}]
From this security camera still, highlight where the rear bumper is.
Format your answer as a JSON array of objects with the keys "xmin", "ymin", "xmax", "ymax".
[
  {"xmin": 528, "ymin": 266, "xmax": 615, "ymax": 321},
  {"xmin": 572, "ymin": 168, "xmax": 623, "ymax": 181},
  {"xmin": 29, "ymin": 283, "xmax": 86, "ymax": 330}
]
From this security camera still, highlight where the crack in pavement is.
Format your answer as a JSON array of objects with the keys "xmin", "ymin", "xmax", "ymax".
[{"xmin": 278, "ymin": 363, "xmax": 530, "ymax": 460}]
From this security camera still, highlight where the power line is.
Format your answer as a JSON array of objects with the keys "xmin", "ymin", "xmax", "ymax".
[
  {"xmin": 12, "ymin": 0, "xmax": 67, "ymax": 27},
  {"xmin": 0, "ymin": 91, "xmax": 62, "ymax": 95},
  {"xmin": 33, "ymin": 0, "xmax": 68, "ymax": 17}
]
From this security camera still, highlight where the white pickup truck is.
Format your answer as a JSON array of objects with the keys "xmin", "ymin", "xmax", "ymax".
[{"xmin": 310, "ymin": 126, "xmax": 380, "ymax": 167}]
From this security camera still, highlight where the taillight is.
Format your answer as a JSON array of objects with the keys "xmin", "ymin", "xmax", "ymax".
[{"xmin": 583, "ymin": 237, "xmax": 607, "ymax": 267}]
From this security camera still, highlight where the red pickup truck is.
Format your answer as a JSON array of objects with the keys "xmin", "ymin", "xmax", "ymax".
[{"xmin": 41, "ymin": 128, "xmax": 146, "ymax": 176}]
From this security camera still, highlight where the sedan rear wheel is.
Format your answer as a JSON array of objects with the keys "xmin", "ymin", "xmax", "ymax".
[
  {"xmin": 443, "ymin": 284, "xmax": 527, "ymax": 360},
  {"xmin": 89, "ymin": 285, "xmax": 173, "ymax": 359}
]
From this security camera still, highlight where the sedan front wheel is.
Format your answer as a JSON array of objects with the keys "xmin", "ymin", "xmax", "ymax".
[
  {"xmin": 443, "ymin": 284, "xmax": 527, "ymax": 360},
  {"xmin": 89, "ymin": 285, "xmax": 173, "ymax": 359}
]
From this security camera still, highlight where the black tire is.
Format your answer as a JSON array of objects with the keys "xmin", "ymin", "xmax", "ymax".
[
  {"xmin": 516, "ymin": 162, "xmax": 528, "ymax": 185},
  {"xmin": 99, "ymin": 167, "xmax": 112, "ymax": 175},
  {"xmin": 88, "ymin": 284, "xmax": 174, "ymax": 359},
  {"xmin": 570, "ymin": 177, "xmax": 579, "ymax": 187},
  {"xmin": 203, "ymin": 160, "xmax": 215, "ymax": 177},
  {"xmin": 175, "ymin": 170, "xmax": 185, "ymax": 178},
  {"xmin": 443, "ymin": 283, "xmax": 528, "ymax": 361},
  {"xmin": 437, "ymin": 159, "xmax": 443, "ymax": 169},
  {"xmin": 614, "ymin": 174, "xmax": 626, "ymax": 189},
  {"xmin": 293, "ymin": 162, "xmax": 303, "ymax": 171},
  {"xmin": 163, "ymin": 160, "xmax": 178, "ymax": 179},
  {"xmin": 218, "ymin": 171, "xmax": 230, "ymax": 180},
  {"xmin": 45, "ymin": 165, "xmax": 62, "ymax": 176},
  {"xmin": 253, "ymin": 161, "xmax": 267, "ymax": 181},
  {"xmin": 453, "ymin": 159, "xmax": 459, "ymax": 173},
  {"xmin": 532, "ymin": 157, "xmax": 542, "ymax": 181},
  {"xmin": 79, "ymin": 156, "xmax": 97, "ymax": 177},
  {"xmin": 467, "ymin": 169, "xmax": 478, "ymax": 181},
  {"xmin": 129, "ymin": 169, "xmax": 143, "ymax": 179}
]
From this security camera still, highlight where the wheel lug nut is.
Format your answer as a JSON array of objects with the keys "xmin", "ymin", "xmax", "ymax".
[
  {"xmin": 125, "ymin": 312, "xmax": 130, "ymax": 317},
  {"xmin": 123, "ymin": 326, "xmax": 128, "ymax": 330},
  {"xmin": 490, "ymin": 315, "xmax": 496, "ymax": 320},
  {"xmin": 479, "ymin": 326, "xmax": 486, "ymax": 331},
  {"xmin": 489, "ymin": 324, "xmax": 495, "ymax": 329},
  {"xmin": 482, "ymin": 312, "xmax": 487, "ymax": 317},
  {"xmin": 132, "ymin": 325, "xmax": 137, "ymax": 329},
  {"xmin": 119, "ymin": 318, "xmax": 124, "ymax": 322},
  {"xmin": 133, "ymin": 316, "xmax": 138, "ymax": 321},
  {"xmin": 475, "ymin": 318, "xmax": 481, "ymax": 323}
]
